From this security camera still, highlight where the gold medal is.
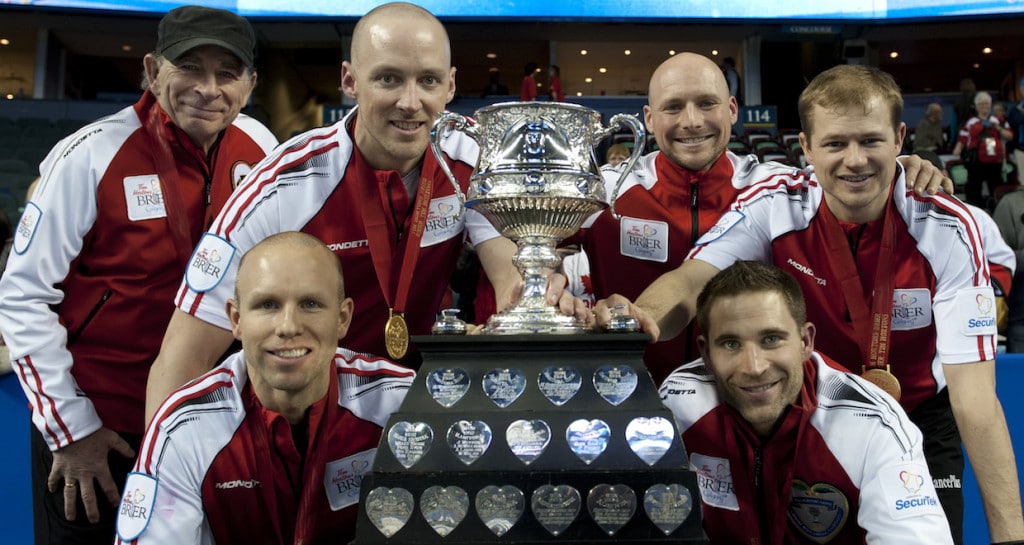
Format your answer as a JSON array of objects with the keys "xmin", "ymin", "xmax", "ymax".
[
  {"xmin": 384, "ymin": 310, "xmax": 409, "ymax": 360},
  {"xmin": 861, "ymin": 366, "xmax": 901, "ymax": 401}
]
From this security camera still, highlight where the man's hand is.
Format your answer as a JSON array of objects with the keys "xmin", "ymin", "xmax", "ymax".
[
  {"xmin": 544, "ymin": 272, "xmax": 594, "ymax": 327},
  {"xmin": 48, "ymin": 427, "xmax": 136, "ymax": 523},
  {"xmin": 899, "ymin": 154, "xmax": 954, "ymax": 195},
  {"xmin": 593, "ymin": 295, "xmax": 661, "ymax": 340}
]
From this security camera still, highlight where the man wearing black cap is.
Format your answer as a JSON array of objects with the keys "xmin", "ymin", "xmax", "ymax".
[{"xmin": 0, "ymin": 6, "xmax": 277, "ymax": 544}]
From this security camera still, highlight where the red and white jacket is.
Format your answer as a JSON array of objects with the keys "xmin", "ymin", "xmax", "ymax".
[
  {"xmin": 573, "ymin": 150, "xmax": 762, "ymax": 384},
  {"xmin": 115, "ymin": 347, "xmax": 413, "ymax": 545},
  {"xmin": 690, "ymin": 163, "xmax": 998, "ymax": 413},
  {"xmin": 175, "ymin": 108, "xmax": 498, "ymax": 365},
  {"xmin": 660, "ymin": 353, "xmax": 953, "ymax": 544},
  {"xmin": 0, "ymin": 91, "xmax": 277, "ymax": 449}
]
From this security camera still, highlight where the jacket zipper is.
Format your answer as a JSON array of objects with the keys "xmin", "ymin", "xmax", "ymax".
[
  {"xmin": 754, "ymin": 446, "xmax": 769, "ymax": 545},
  {"xmin": 67, "ymin": 289, "xmax": 112, "ymax": 346}
]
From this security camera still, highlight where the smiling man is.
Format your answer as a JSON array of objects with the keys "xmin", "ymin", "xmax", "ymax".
[
  {"xmin": 118, "ymin": 232, "xmax": 414, "ymax": 545},
  {"xmin": 660, "ymin": 260, "xmax": 954, "ymax": 544},
  {"xmin": 144, "ymin": 2, "xmax": 544, "ymax": 426},
  {"xmin": 601, "ymin": 64, "xmax": 1024, "ymax": 544},
  {"xmin": 0, "ymin": 6, "xmax": 277, "ymax": 544}
]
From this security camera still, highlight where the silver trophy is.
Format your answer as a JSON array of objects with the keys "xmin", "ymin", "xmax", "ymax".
[{"xmin": 431, "ymin": 102, "xmax": 644, "ymax": 334}]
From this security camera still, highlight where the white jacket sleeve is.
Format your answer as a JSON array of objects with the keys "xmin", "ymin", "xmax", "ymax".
[{"xmin": 0, "ymin": 130, "xmax": 112, "ymax": 450}]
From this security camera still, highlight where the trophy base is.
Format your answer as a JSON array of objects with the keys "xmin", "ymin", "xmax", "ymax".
[{"xmin": 484, "ymin": 306, "xmax": 590, "ymax": 335}]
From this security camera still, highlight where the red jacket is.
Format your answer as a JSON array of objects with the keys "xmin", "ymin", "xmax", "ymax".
[{"xmin": 0, "ymin": 91, "xmax": 277, "ymax": 447}]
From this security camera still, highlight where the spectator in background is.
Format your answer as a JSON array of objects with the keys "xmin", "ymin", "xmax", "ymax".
[
  {"xmin": 993, "ymin": 187, "xmax": 1024, "ymax": 352},
  {"xmin": 548, "ymin": 64, "xmax": 565, "ymax": 102},
  {"xmin": 480, "ymin": 69, "xmax": 509, "ymax": 98},
  {"xmin": 953, "ymin": 91, "xmax": 1013, "ymax": 210},
  {"xmin": 521, "ymin": 62, "xmax": 538, "ymax": 101},
  {"xmin": 914, "ymin": 102, "xmax": 945, "ymax": 153},
  {"xmin": 603, "ymin": 143, "xmax": 630, "ymax": 168},
  {"xmin": 0, "ymin": 6, "xmax": 278, "ymax": 545},
  {"xmin": 721, "ymin": 56, "xmax": 743, "ymax": 106},
  {"xmin": 116, "ymin": 232, "xmax": 413, "ymax": 545},
  {"xmin": 1007, "ymin": 78, "xmax": 1024, "ymax": 185},
  {"xmin": 953, "ymin": 78, "xmax": 977, "ymax": 142}
]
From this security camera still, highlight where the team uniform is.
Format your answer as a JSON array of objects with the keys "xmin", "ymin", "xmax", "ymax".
[
  {"xmin": 688, "ymin": 162, "xmax": 998, "ymax": 541},
  {"xmin": 660, "ymin": 353, "xmax": 954, "ymax": 544},
  {"xmin": 115, "ymin": 348, "xmax": 414, "ymax": 545},
  {"xmin": 0, "ymin": 90, "xmax": 276, "ymax": 541},
  {"xmin": 175, "ymin": 108, "xmax": 498, "ymax": 366},
  {"xmin": 574, "ymin": 150, "xmax": 762, "ymax": 384}
]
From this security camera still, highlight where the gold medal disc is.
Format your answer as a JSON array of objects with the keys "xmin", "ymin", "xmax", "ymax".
[
  {"xmin": 384, "ymin": 312, "xmax": 410, "ymax": 360},
  {"xmin": 861, "ymin": 367, "xmax": 902, "ymax": 401}
]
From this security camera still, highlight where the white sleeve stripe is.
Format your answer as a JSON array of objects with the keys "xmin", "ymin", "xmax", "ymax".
[
  {"xmin": 15, "ymin": 356, "xmax": 68, "ymax": 447},
  {"xmin": 731, "ymin": 171, "xmax": 805, "ymax": 211},
  {"xmin": 139, "ymin": 368, "xmax": 235, "ymax": 473},
  {"xmin": 922, "ymin": 191, "xmax": 990, "ymax": 286},
  {"xmin": 210, "ymin": 127, "xmax": 341, "ymax": 236}
]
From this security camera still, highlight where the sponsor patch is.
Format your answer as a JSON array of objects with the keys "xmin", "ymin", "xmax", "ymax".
[
  {"xmin": 231, "ymin": 161, "xmax": 253, "ymax": 189},
  {"xmin": 324, "ymin": 448, "xmax": 376, "ymax": 511},
  {"xmin": 695, "ymin": 210, "xmax": 745, "ymax": 245},
  {"xmin": 421, "ymin": 195, "xmax": 464, "ymax": 247},
  {"xmin": 185, "ymin": 233, "xmax": 235, "ymax": 293},
  {"xmin": 123, "ymin": 175, "xmax": 167, "ymax": 221},
  {"xmin": 13, "ymin": 202, "xmax": 41, "ymax": 255},
  {"xmin": 955, "ymin": 286, "xmax": 998, "ymax": 336},
  {"xmin": 891, "ymin": 289, "xmax": 932, "ymax": 331},
  {"xmin": 619, "ymin": 216, "xmax": 669, "ymax": 263},
  {"xmin": 878, "ymin": 462, "xmax": 945, "ymax": 520},
  {"xmin": 788, "ymin": 480, "xmax": 849, "ymax": 542},
  {"xmin": 690, "ymin": 453, "xmax": 739, "ymax": 511},
  {"xmin": 116, "ymin": 472, "xmax": 158, "ymax": 541}
]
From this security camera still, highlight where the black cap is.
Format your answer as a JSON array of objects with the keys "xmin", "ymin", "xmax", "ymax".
[{"xmin": 157, "ymin": 6, "xmax": 255, "ymax": 68}]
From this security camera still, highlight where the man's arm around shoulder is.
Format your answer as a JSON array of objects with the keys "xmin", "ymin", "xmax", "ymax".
[{"xmin": 145, "ymin": 309, "xmax": 235, "ymax": 425}]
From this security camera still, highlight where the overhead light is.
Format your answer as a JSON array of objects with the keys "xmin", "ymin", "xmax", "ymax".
[
  {"xmin": 122, "ymin": 44, "xmax": 132, "ymax": 52},
  {"xmin": 624, "ymin": 49, "xmax": 631, "ymax": 56},
  {"xmin": 585, "ymin": 77, "xmax": 593, "ymax": 83},
  {"xmin": 0, "ymin": 39, "xmax": 9, "ymax": 46},
  {"xmin": 580, "ymin": 49, "xmax": 588, "ymax": 55},
  {"xmin": 983, "ymin": 47, "xmax": 992, "ymax": 54},
  {"xmin": 711, "ymin": 49, "xmax": 719, "ymax": 56},
  {"xmin": 576, "ymin": 91, "xmax": 582, "ymax": 97},
  {"xmin": 889, "ymin": 51, "xmax": 898, "ymax": 59},
  {"xmin": 5, "ymin": 94, "xmax": 13, "ymax": 100},
  {"xmin": 973, "ymin": 63, "xmax": 980, "ymax": 69},
  {"xmin": 486, "ymin": 52, "xmax": 497, "ymax": 59},
  {"xmin": 669, "ymin": 49, "xmax": 676, "ymax": 55},
  {"xmin": 598, "ymin": 67, "xmax": 607, "ymax": 73}
]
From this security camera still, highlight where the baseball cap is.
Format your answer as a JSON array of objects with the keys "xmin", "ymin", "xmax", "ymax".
[{"xmin": 157, "ymin": 6, "xmax": 255, "ymax": 68}]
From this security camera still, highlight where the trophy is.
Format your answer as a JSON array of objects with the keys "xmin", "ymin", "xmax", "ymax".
[{"xmin": 430, "ymin": 102, "xmax": 644, "ymax": 334}]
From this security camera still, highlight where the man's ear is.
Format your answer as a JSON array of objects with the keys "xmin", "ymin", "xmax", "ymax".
[
  {"xmin": 226, "ymin": 298, "xmax": 243, "ymax": 341},
  {"xmin": 341, "ymin": 61, "xmax": 357, "ymax": 100},
  {"xmin": 143, "ymin": 54, "xmax": 161, "ymax": 94}
]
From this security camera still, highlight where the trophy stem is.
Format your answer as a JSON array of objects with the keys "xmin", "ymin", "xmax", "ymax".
[{"xmin": 484, "ymin": 236, "xmax": 589, "ymax": 334}]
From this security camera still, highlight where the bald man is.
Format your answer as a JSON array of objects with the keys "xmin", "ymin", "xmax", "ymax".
[
  {"xmin": 572, "ymin": 53, "xmax": 949, "ymax": 385},
  {"xmin": 120, "ymin": 232, "xmax": 414, "ymax": 545},
  {"xmin": 144, "ymin": 2, "xmax": 546, "ymax": 423}
]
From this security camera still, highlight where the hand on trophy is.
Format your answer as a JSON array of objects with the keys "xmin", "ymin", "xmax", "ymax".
[{"xmin": 593, "ymin": 295, "xmax": 660, "ymax": 340}]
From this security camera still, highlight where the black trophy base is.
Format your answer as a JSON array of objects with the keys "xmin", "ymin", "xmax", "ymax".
[{"xmin": 355, "ymin": 334, "xmax": 708, "ymax": 544}]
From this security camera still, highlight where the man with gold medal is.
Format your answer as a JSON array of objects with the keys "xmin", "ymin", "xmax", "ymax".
[
  {"xmin": 145, "ymin": 3, "xmax": 590, "ymax": 418},
  {"xmin": 596, "ymin": 65, "xmax": 1024, "ymax": 544}
]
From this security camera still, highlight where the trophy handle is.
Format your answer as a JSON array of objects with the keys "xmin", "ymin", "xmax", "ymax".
[
  {"xmin": 429, "ymin": 112, "xmax": 475, "ymax": 218},
  {"xmin": 600, "ymin": 113, "xmax": 645, "ymax": 220}
]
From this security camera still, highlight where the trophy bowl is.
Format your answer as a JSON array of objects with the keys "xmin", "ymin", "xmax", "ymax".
[{"xmin": 431, "ymin": 101, "xmax": 644, "ymax": 334}]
